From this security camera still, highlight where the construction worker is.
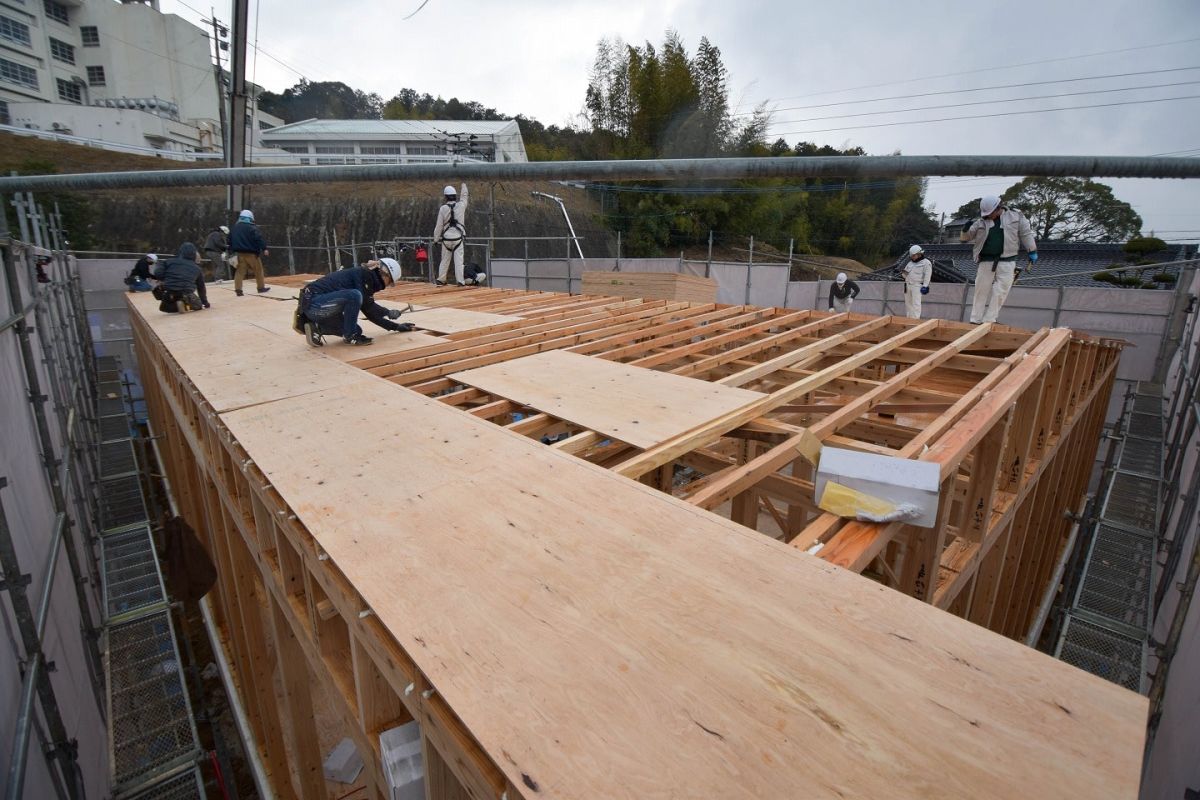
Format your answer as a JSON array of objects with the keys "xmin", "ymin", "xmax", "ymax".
[
  {"xmin": 902, "ymin": 245, "xmax": 933, "ymax": 319},
  {"xmin": 152, "ymin": 242, "xmax": 209, "ymax": 313},
  {"xmin": 202, "ymin": 224, "xmax": 230, "ymax": 281},
  {"xmin": 961, "ymin": 195, "xmax": 1038, "ymax": 324},
  {"xmin": 828, "ymin": 272, "xmax": 860, "ymax": 313},
  {"xmin": 230, "ymin": 209, "xmax": 269, "ymax": 297},
  {"xmin": 434, "ymin": 183, "xmax": 469, "ymax": 285},
  {"xmin": 296, "ymin": 257, "xmax": 414, "ymax": 347},
  {"xmin": 125, "ymin": 253, "xmax": 156, "ymax": 292}
]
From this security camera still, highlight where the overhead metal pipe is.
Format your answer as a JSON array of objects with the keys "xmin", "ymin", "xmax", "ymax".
[{"xmin": 2, "ymin": 155, "xmax": 1199, "ymax": 194}]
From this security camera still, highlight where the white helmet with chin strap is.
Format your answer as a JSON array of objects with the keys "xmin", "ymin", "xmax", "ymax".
[
  {"xmin": 443, "ymin": 185, "xmax": 457, "ymax": 199},
  {"xmin": 379, "ymin": 257, "xmax": 402, "ymax": 283},
  {"xmin": 908, "ymin": 244, "xmax": 924, "ymax": 257}
]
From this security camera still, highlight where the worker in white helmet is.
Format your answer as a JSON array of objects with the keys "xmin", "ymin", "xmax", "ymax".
[
  {"xmin": 960, "ymin": 195, "xmax": 1038, "ymax": 324},
  {"xmin": 433, "ymin": 183, "xmax": 469, "ymax": 285},
  {"xmin": 294, "ymin": 257, "xmax": 414, "ymax": 347},
  {"xmin": 828, "ymin": 272, "xmax": 860, "ymax": 313},
  {"xmin": 902, "ymin": 244, "xmax": 934, "ymax": 319}
]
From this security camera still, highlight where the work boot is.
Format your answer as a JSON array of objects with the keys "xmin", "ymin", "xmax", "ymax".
[
  {"xmin": 344, "ymin": 333, "xmax": 374, "ymax": 346},
  {"xmin": 435, "ymin": 280, "xmax": 446, "ymax": 286},
  {"xmin": 235, "ymin": 289, "xmax": 244, "ymax": 296},
  {"xmin": 184, "ymin": 292, "xmax": 203, "ymax": 311},
  {"xmin": 304, "ymin": 322, "xmax": 324, "ymax": 347},
  {"xmin": 257, "ymin": 287, "xmax": 271, "ymax": 294}
]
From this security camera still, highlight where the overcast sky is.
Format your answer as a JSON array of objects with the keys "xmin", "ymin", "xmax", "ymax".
[{"xmin": 163, "ymin": 0, "xmax": 1200, "ymax": 242}]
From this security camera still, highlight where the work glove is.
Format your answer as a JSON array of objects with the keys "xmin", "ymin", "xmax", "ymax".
[
  {"xmin": 202, "ymin": 301, "xmax": 211, "ymax": 308},
  {"xmin": 385, "ymin": 308, "xmax": 403, "ymax": 320},
  {"xmin": 920, "ymin": 286, "xmax": 929, "ymax": 295},
  {"xmin": 1028, "ymin": 251, "xmax": 1039, "ymax": 264},
  {"xmin": 394, "ymin": 323, "xmax": 415, "ymax": 333},
  {"xmin": 847, "ymin": 297, "xmax": 854, "ymax": 306}
]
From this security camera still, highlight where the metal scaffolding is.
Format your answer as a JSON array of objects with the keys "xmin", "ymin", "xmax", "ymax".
[
  {"xmin": 0, "ymin": 214, "xmax": 104, "ymax": 797},
  {"xmin": 1053, "ymin": 382, "xmax": 1162, "ymax": 692}
]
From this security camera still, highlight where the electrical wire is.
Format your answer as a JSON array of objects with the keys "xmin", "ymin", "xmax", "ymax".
[
  {"xmin": 770, "ymin": 93, "xmax": 1200, "ymax": 136},
  {"xmin": 768, "ymin": 81, "xmax": 1200, "ymax": 126},
  {"xmin": 734, "ymin": 35, "xmax": 1200, "ymax": 109},
  {"xmin": 751, "ymin": 65, "xmax": 1200, "ymax": 116}
]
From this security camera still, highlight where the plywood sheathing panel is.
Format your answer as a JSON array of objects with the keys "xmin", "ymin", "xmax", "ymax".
[
  {"xmin": 451, "ymin": 350, "xmax": 765, "ymax": 449},
  {"xmin": 211, "ymin": 366, "xmax": 1145, "ymax": 800},
  {"xmin": 400, "ymin": 306, "xmax": 524, "ymax": 333}
]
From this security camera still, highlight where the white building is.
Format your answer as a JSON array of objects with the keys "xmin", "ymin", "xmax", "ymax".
[
  {"xmin": 259, "ymin": 119, "xmax": 528, "ymax": 164},
  {"xmin": 0, "ymin": 0, "xmax": 279, "ymax": 153}
]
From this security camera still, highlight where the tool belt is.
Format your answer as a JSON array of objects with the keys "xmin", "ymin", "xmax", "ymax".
[{"xmin": 983, "ymin": 255, "xmax": 1017, "ymax": 272}]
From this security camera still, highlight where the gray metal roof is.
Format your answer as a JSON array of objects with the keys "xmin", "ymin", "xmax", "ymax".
[
  {"xmin": 261, "ymin": 118, "xmax": 521, "ymax": 139},
  {"xmin": 867, "ymin": 242, "xmax": 1197, "ymax": 288}
]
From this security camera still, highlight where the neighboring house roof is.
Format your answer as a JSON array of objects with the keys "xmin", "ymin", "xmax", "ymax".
[{"xmin": 865, "ymin": 242, "xmax": 1198, "ymax": 288}]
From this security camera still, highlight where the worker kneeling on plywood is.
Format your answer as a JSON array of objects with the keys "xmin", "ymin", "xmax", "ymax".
[{"xmin": 294, "ymin": 258, "xmax": 414, "ymax": 347}]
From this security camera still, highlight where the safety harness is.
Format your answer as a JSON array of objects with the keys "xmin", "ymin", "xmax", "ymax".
[{"xmin": 441, "ymin": 201, "xmax": 465, "ymax": 251}]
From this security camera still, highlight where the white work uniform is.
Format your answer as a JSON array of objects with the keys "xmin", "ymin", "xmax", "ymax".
[
  {"xmin": 902, "ymin": 257, "xmax": 933, "ymax": 319},
  {"xmin": 961, "ymin": 207, "xmax": 1037, "ymax": 324},
  {"xmin": 434, "ymin": 184, "xmax": 469, "ymax": 284}
]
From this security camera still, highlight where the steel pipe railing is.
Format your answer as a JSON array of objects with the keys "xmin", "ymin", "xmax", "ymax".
[{"xmin": 1, "ymin": 155, "xmax": 1199, "ymax": 193}]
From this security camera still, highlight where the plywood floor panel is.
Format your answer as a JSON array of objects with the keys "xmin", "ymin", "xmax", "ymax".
[
  {"xmin": 218, "ymin": 376, "xmax": 1147, "ymax": 800},
  {"xmin": 451, "ymin": 350, "xmax": 765, "ymax": 448}
]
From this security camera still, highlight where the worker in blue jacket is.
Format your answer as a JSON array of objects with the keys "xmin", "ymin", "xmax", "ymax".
[{"xmin": 297, "ymin": 258, "xmax": 414, "ymax": 346}]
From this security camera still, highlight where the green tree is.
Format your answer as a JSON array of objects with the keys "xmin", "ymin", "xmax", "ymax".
[
  {"xmin": 952, "ymin": 178, "xmax": 1142, "ymax": 241},
  {"xmin": 258, "ymin": 80, "xmax": 382, "ymax": 122}
]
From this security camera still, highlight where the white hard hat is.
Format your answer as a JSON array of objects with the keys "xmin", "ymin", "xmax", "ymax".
[
  {"xmin": 146, "ymin": 253, "xmax": 158, "ymax": 262},
  {"xmin": 219, "ymin": 225, "xmax": 229, "ymax": 235},
  {"xmin": 443, "ymin": 185, "xmax": 456, "ymax": 197},
  {"xmin": 379, "ymin": 257, "xmax": 402, "ymax": 283},
  {"xmin": 238, "ymin": 209, "xmax": 255, "ymax": 222},
  {"xmin": 908, "ymin": 244, "xmax": 924, "ymax": 256},
  {"xmin": 979, "ymin": 195, "xmax": 1001, "ymax": 216},
  {"xmin": 836, "ymin": 272, "xmax": 847, "ymax": 285}
]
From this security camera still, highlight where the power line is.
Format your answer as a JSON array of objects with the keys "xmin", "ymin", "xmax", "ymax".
[
  {"xmin": 768, "ymin": 80, "xmax": 1200, "ymax": 126},
  {"xmin": 771, "ymin": 94, "xmax": 1200, "ymax": 136},
  {"xmin": 749, "ymin": 66, "xmax": 1200, "ymax": 117},
  {"xmin": 735, "ymin": 35, "xmax": 1200, "ymax": 109}
]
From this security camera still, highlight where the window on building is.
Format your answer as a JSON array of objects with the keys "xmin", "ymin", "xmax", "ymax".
[
  {"xmin": 42, "ymin": 0, "xmax": 68, "ymax": 24},
  {"xmin": 0, "ymin": 14, "xmax": 32, "ymax": 46},
  {"xmin": 359, "ymin": 145, "xmax": 404, "ymax": 155},
  {"xmin": 0, "ymin": 100, "xmax": 9, "ymax": 126},
  {"xmin": 80, "ymin": 25, "xmax": 99, "ymax": 46},
  {"xmin": 0, "ymin": 57, "xmax": 37, "ymax": 89},
  {"xmin": 56, "ymin": 77, "xmax": 81, "ymax": 104},
  {"xmin": 86, "ymin": 65, "xmax": 104, "ymax": 86},
  {"xmin": 49, "ymin": 37, "xmax": 75, "ymax": 64},
  {"xmin": 278, "ymin": 145, "xmax": 308, "ymax": 153},
  {"xmin": 313, "ymin": 145, "xmax": 354, "ymax": 154},
  {"xmin": 406, "ymin": 145, "xmax": 445, "ymax": 156}
]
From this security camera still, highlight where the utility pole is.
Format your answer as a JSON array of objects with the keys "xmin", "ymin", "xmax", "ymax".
[
  {"xmin": 227, "ymin": 0, "xmax": 250, "ymax": 215},
  {"xmin": 208, "ymin": 11, "xmax": 229, "ymax": 173}
]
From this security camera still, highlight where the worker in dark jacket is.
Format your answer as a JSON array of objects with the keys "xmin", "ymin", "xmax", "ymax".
[
  {"xmin": 230, "ymin": 209, "xmax": 269, "ymax": 296},
  {"xmin": 125, "ymin": 253, "xmax": 156, "ymax": 292},
  {"xmin": 152, "ymin": 242, "xmax": 209, "ymax": 313},
  {"xmin": 202, "ymin": 224, "xmax": 230, "ymax": 281},
  {"xmin": 297, "ymin": 258, "xmax": 414, "ymax": 346},
  {"xmin": 828, "ymin": 272, "xmax": 860, "ymax": 313}
]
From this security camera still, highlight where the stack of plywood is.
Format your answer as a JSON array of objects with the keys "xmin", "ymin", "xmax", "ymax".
[{"xmin": 581, "ymin": 270, "xmax": 717, "ymax": 303}]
